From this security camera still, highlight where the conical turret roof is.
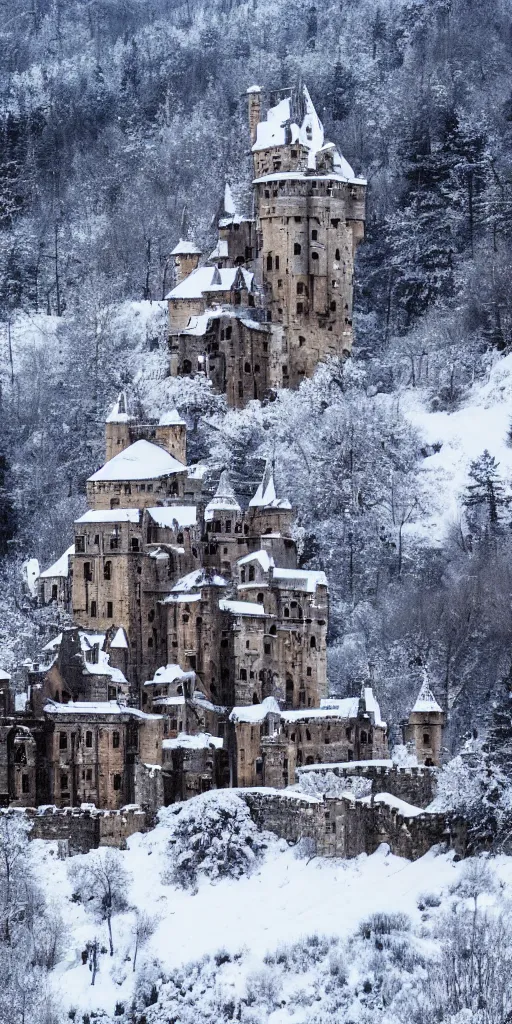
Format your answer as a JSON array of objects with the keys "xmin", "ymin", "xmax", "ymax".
[
  {"xmin": 249, "ymin": 461, "xmax": 291, "ymax": 510},
  {"xmin": 411, "ymin": 670, "xmax": 443, "ymax": 714},
  {"xmin": 205, "ymin": 470, "xmax": 242, "ymax": 521}
]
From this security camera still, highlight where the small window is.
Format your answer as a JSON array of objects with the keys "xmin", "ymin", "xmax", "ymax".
[
  {"xmin": 297, "ymin": 282, "xmax": 304, "ymax": 295},
  {"xmin": 51, "ymin": 584, "xmax": 58, "ymax": 601},
  {"xmin": 307, "ymin": 667, "xmax": 312, "ymax": 676},
  {"xmin": 103, "ymin": 561, "xmax": 112, "ymax": 580},
  {"xmin": 86, "ymin": 768, "xmax": 93, "ymax": 782},
  {"xmin": 335, "ymin": 248, "xmax": 340, "ymax": 260},
  {"xmin": 86, "ymin": 731, "xmax": 93, "ymax": 748},
  {"xmin": 112, "ymin": 731, "xmax": 120, "ymax": 749},
  {"xmin": 299, "ymin": 335, "xmax": 305, "ymax": 347},
  {"xmin": 131, "ymin": 537, "xmax": 140, "ymax": 552},
  {"xmin": 76, "ymin": 536, "xmax": 85, "ymax": 553},
  {"xmin": 361, "ymin": 730, "xmax": 368, "ymax": 744},
  {"xmin": 244, "ymin": 362, "xmax": 251, "ymax": 373},
  {"xmin": 240, "ymin": 668, "xmax": 247, "ymax": 680},
  {"xmin": 312, "ymin": 229, "xmax": 318, "ymax": 240},
  {"xmin": 113, "ymin": 774, "xmax": 122, "ymax": 791},
  {"xmin": 90, "ymin": 601, "xmax": 97, "ymax": 618},
  {"xmin": 423, "ymin": 733, "xmax": 430, "ymax": 745},
  {"xmin": 306, "ymin": 729, "xmax": 311, "ymax": 741},
  {"xmin": 257, "ymin": 593, "xmax": 264, "ymax": 603},
  {"xmin": 22, "ymin": 774, "xmax": 30, "ymax": 794},
  {"xmin": 249, "ymin": 566, "xmax": 255, "ymax": 582},
  {"xmin": 293, "ymin": 242, "xmax": 301, "ymax": 255},
  {"xmin": 310, "ymin": 636, "xmax": 316, "ymax": 649},
  {"xmin": 296, "ymin": 303, "xmax": 303, "ymax": 314},
  {"xmin": 60, "ymin": 773, "xmax": 68, "ymax": 791},
  {"xmin": 84, "ymin": 562, "xmax": 93, "ymax": 581},
  {"xmin": 275, "ymin": 255, "xmax": 280, "ymax": 270},
  {"xmin": 226, "ymin": 326, "xmax": 232, "ymax": 340},
  {"xmin": 110, "ymin": 535, "xmax": 118, "ymax": 550},
  {"xmin": 331, "ymin": 218, "xmax": 340, "ymax": 228},
  {"xmin": 312, "ymin": 252, "xmax": 319, "ymax": 262},
  {"xmin": 330, "ymin": 300, "xmax": 336, "ymax": 312},
  {"xmin": 106, "ymin": 601, "xmax": 113, "ymax": 618},
  {"xmin": 266, "ymin": 254, "xmax": 273, "ymax": 271}
]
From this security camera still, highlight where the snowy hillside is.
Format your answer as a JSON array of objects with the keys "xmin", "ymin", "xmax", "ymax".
[
  {"xmin": 29, "ymin": 795, "xmax": 512, "ymax": 1023},
  {"xmin": 402, "ymin": 353, "xmax": 512, "ymax": 546}
]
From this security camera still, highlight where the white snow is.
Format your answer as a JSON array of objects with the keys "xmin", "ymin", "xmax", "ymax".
[
  {"xmin": 158, "ymin": 409, "xmax": 186, "ymax": 425},
  {"xmin": 219, "ymin": 599, "xmax": 267, "ymax": 617},
  {"xmin": 369, "ymin": 792, "xmax": 426, "ymax": 818},
  {"xmin": 282, "ymin": 704, "xmax": 360, "ymax": 723},
  {"xmin": 237, "ymin": 549, "xmax": 275, "ymax": 571},
  {"xmin": 106, "ymin": 392, "xmax": 132, "ymax": 423},
  {"xmin": 39, "ymin": 544, "xmax": 74, "ymax": 579},
  {"xmin": 109, "ymin": 627, "xmax": 128, "ymax": 650},
  {"xmin": 75, "ymin": 509, "xmax": 141, "ymax": 523},
  {"xmin": 205, "ymin": 470, "xmax": 241, "ymax": 520},
  {"xmin": 170, "ymin": 239, "xmax": 202, "ymax": 255},
  {"xmin": 298, "ymin": 758, "xmax": 393, "ymax": 773},
  {"xmin": 253, "ymin": 171, "xmax": 367, "ymax": 185},
  {"xmin": 362, "ymin": 686, "xmax": 386, "ymax": 728},
  {"xmin": 170, "ymin": 569, "xmax": 227, "ymax": 592},
  {"xmin": 272, "ymin": 567, "xmax": 328, "ymax": 592},
  {"xmin": 43, "ymin": 700, "xmax": 160, "ymax": 719},
  {"xmin": 144, "ymin": 664, "xmax": 193, "ymax": 686},
  {"xmin": 166, "ymin": 266, "xmax": 254, "ymax": 301},
  {"xmin": 89, "ymin": 439, "xmax": 186, "ymax": 482},
  {"xmin": 208, "ymin": 239, "xmax": 229, "ymax": 261},
  {"xmin": 411, "ymin": 671, "xmax": 443, "ymax": 714},
  {"xmin": 0, "ymin": 668, "xmax": 11, "ymax": 681},
  {"xmin": 249, "ymin": 463, "xmax": 291, "ymax": 509},
  {"xmin": 24, "ymin": 558, "xmax": 40, "ymax": 597},
  {"xmin": 162, "ymin": 732, "xmax": 224, "ymax": 750},
  {"xmin": 147, "ymin": 505, "xmax": 197, "ymax": 529},
  {"xmin": 230, "ymin": 696, "xmax": 281, "ymax": 723}
]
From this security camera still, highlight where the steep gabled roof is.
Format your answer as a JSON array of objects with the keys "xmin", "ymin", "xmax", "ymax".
[
  {"xmin": 205, "ymin": 470, "xmax": 241, "ymax": 521},
  {"xmin": 249, "ymin": 461, "xmax": 291, "ymax": 510},
  {"xmin": 88, "ymin": 439, "xmax": 186, "ymax": 482},
  {"xmin": 165, "ymin": 266, "xmax": 254, "ymax": 301},
  {"xmin": 39, "ymin": 544, "xmax": 74, "ymax": 579},
  {"xmin": 411, "ymin": 672, "xmax": 443, "ymax": 714}
]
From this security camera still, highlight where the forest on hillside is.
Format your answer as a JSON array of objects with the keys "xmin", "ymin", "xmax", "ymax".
[{"xmin": 2, "ymin": 0, "xmax": 512, "ymax": 745}]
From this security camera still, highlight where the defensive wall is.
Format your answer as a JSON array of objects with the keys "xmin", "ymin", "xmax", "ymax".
[
  {"xmin": 1, "ymin": 804, "xmax": 147, "ymax": 854},
  {"xmin": 296, "ymin": 761, "xmax": 438, "ymax": 808}
]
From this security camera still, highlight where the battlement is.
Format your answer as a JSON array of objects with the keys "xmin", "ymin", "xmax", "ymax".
[
  {"xmin": 1, "ymin": 803, "xmax": 148, "ymax": 854},
  {"xmin": 295, "ymin": 761, "xmax": 438, "ymax": 809}
]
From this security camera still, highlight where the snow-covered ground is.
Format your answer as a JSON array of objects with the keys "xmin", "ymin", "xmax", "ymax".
[
  {"xmin": 32, "ymin": 806, "xmax": 512, "ymax": 1021},
  {"xmin": 401, "ymin": 353, "xmax": 512, "ymax": 545}
]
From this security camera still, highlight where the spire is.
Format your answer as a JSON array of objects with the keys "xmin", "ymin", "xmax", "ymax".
[
  {"xmin": 106, "ymin": 391, "xmax": 133, "ymax": 424},
  {"xmin": 411, "ymin": 669, "xmax": 443, "ymax": 714},
  {"xmin": 249, "ymin": 461, "xmax": 291, "ymax": 509},
  {"xmin": 204, "ymin": 469, "xmax": 242, "ymax": 521}
]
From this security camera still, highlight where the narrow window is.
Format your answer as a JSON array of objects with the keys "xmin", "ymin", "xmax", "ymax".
[
  {"xmin": 112, "ymin": 731, "xmax": 120, "ymax": 749},
  {"xmin": 275, "ymin": 255, "xmax": 280, "ymax": 270},
  {"xmin": 297, "ymin": 282, "xmax": 304, "ymax": 295},
  {"xmin": 22, "ymin": 775, "xmax": 30, "ymax": 793},
  {"xmin": 113, "ymin": 774, "xmax": 122, "ymax": 791},
  {"xmin": 106, "ymin": 601, "xmax": 113, "ymax": 618},
  {"xmin": 90, "ymin": 601, "xmax": 97, "ymax": 618},
  {"xmin": 335, "ymin": 248, "xmax": 340, "ymax": 260},
  {"xmin": 310, "ymin": 636, "xmax": 316, "ymax": 648},
  {"xmin": 86, "ymin": 731, "xmax": 93, "ymax": 748},
  {"xmin": 76, "ymin": 536, "xmax": 85, "ymax": 553},
  {"xmin": 103, "ymin": 561, "xmax": 111, "ymax": 580},
  {"xmin": 293, "ymin": 242, "xmax": 301, "ymax": 255},
  {"xmin": 312, "ymin": 229, "xmax": 318, "ymax": 240},
  {"xmin": 296, "ymin": 303, "xmax": 303, "ymax": 314},
  {"xmin": 60, "ymin": 773, "xmax": 68, "ymax": 791},
  {"xmin": 266, "ymin": 254, "xmax": 273, "ymax": 271},
  {"xmin": 131, "ymin": 537, "xmax": 140, "ymax": 552}
]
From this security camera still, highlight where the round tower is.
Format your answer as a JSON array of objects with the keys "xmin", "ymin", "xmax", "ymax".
[{"xmin": 404, "ymin": 672, "xmax": 445, "ymax": 766}]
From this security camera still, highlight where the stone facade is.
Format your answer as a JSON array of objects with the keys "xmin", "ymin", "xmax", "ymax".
[{"xmin": 166, "ymin": 83, "xmax": 367, "ymax": 408}]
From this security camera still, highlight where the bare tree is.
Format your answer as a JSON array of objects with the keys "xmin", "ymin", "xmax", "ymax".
[
  {"xmin": 132, "ymin": 910, "xmax": 157, "ymax": 972},
  {"xmin": 68, "ymin": 849, "xmax": 131, "ymax": 956}
]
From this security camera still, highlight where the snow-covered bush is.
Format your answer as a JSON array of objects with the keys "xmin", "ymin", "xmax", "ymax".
[
  {"xmin": 164, "ymin": 792, "xmax": 272, "ymax": 889},
  {"xmin": 429, "ymin": 740, "xmax": 512, "ymax": 851},
  {"xmin": 298, "ymin": 769, "xmax": 371, "ymax": 800}
]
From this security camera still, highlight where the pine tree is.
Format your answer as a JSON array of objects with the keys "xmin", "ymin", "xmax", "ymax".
[{"xmin": 463, "ymin": 450, "xmax": 507, "ymax": 526}]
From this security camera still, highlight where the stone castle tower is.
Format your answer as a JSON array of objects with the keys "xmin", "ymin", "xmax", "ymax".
[
  {"xmin": 405, "ymin": 672, "xmax": 445, "ymax": 766},
  {"xmin": 166, "ymin": 83, "xmax": 366, "ymax": 406}
]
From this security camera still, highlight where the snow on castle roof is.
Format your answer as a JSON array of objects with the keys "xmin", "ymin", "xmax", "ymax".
[
  {"xmin": 249, "ymin": 462, "xmax": 291, "ymax": 510},
  {"xmin": 110, "ymin": 627, "xmax": 128, "ymax": 650},
  {"xmin": 106, "ymin": 391, "xmax": 132, "ymax": 424},
  {"xmin": 272, "ymin": 567, "xmax": 328, "ymax": 592},
  {"xmin": 147, "ymin": 506, "xmax": 197, "ymax": 529},
  {"xmin": 163, "ymin": 733, "xmax": 224, "ymax": 750},
  {"xmin": 219, "ymin": 599, "xmax": 267, "ymax": 617},
  {"xmin": 171, "ymin": 239, "xmax": 202, "ymax": 256},
  {"xmin": 205, "ymin": 470, "xmax": 241, "ymax": 521},
  {"xmin": 76, "ymin": 509, "xmax": 141, "ymax": 524},
  {"xmin": 237, "ymin": 550, "xmax": 274, "ymax": 571},
  {"xmin": 89, "ymin": 439, "xmax": 186, "ymax": 482},
  {"xmin": 230, "ymin": 696, "xmax": 281, "ymax": 723},
  {"xmin": 145, "ymin": 664, "xmax": 194, "ymax": 686},
  {"xmin": 39, "ymin": 544, "xmax": 74, "ymax": 579},
  {"xmin": 170, "ymin": 569, "xmax": 227, "ymax": 593},
  {"xmin": 44, "ymin": 700, "xmax": 160, "ymax": 719},
  {"xmin": 208, "ymin": 239, "xmax": 229, "ymax": 261},
  {"xmin": 411, "ymin": 673, "xmax": 443, "ymax": 714},
  {"xmin": 159, "ymin": 409, "xmax": 186, "ymax": 426},
  {"xmin": 166, "ymin": 266, "xmax": 254, "ymax": 301}
]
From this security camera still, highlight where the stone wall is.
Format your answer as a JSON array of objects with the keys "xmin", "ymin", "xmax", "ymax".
[
  {"xmin": 2, "ymin": 805, "xmax": 147, "ymax": 854},
  {"xmin": 241, "ymin": 789, "xmax": 463, "ymax": 861},
  {"xmin": 296, "ymin": 763, "xmax": 438, "ymax": 809}
]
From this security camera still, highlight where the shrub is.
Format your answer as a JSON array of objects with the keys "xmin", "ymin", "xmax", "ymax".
[
  {"xmin": 165, "ymin": 792, "xmax": 271, "ymax": 888},
  {"xmin": 359, "ymin": 912, "xmax": 411, "ymax": 938},
  {"xmin": 417, "ymin": 891, "xmax": 442, "ymax": 910}
]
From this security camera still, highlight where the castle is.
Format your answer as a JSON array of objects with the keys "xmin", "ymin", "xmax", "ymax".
[
  {"xmin": 167, "ymin": 85, "xmax": 366, "ymax": 406},
  {"xmin": 0, "ymin": 85, "xmax": 445, "ymax": 829}
]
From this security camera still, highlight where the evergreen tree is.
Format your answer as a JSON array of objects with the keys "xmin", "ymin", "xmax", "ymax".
[
  {"xmin": 463, "ymin": 449, "xmax": 508, "ymax": 526},
  {"xmin": 326, "ymin": 61, "xmax": 355, "ymax": 122}
]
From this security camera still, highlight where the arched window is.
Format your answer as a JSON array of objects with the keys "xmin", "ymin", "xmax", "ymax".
[
  {"xmin": 310, "ymin": 636, "xmax": 316, "ymax": 648},
  {"xmin": 266, "ymin": 254, "xmax": 273, "ymax": 271},
  {"xmin": 284, "ymin": 607, "xmax": 290, "ymax": 618},
  {"xmin": 252, "ymin": 693, "xmax": 259, "ymax": 704},
  {"xmin": 177, "ymin": 532, "xmax": 183, "ymax": 543},
  {"xmin": 294, "ymin": 242, "xmax": 301, "ymax": 255},
  {"xmin": 269, "ymin": 624, "xmax": 277, "ymax": 636},
  {"xmin": 257, "ymin": 593, "xmax": 264, "ymax": 603},
  {"xmin": 335, "ymin": 248, "xmax": 340, "ymax": 261}
]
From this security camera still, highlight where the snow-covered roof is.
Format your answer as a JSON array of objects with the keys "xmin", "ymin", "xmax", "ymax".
[
  {"xmin": 237, "ymin": 549, "xmax": 274, "ymax": 571},
  {"xmin": 43, "ymin": 630, "xmax": 106, "ymax": 653},
  {"xmin": 252, "ymin": 85, "xmax": 351, "ymax": 176},
  {"xmin": 181, "ymin": 307, "xmax": 268, "ymax": 338},
  {"xmin": 230, "ymin": 696, "xmax": 281, "ymax": 723},
  {"xmin": 43, "ymin": 700, "xmax": 160, "ymax": 719},
  {"xmin": 205, "ymin": 470, "xmax": 241, "ymax": 521},
  {"xmin": 219, "ymin": 599, "xmax": 267, "ymax": 617},
  {"xmin": 246, "ymin": 84, "xmax": 261, "ymax": 94},
  {"xmin": 363, "ymin": 792, "xmax": 425, "ymax": 818},
  {"xmin": 208, "ymin": 239, "xmax": 229, "ymax": 261},
  {"xmin": 297, "ymin": 758, "xmax": 393, "ymax": 773},
  {"xmin": 162, "ymin": 733, "xmax": 224, "ymax": 750},
  {"xmin": 362, "ymin": 686, "xmax": 386, "ymax": 728},
  {"xmin": 171, "ymin": 239, "xmax": 202, "ymax": 256},
  {"xmin": 318, "ymin": 697, "xmax": 360, "ymax": 718},
  {"xmin": 0, "ymin": 668, "xmax": 11, "ymax": 681},
  {"xmin": 411, "ymin": 673, "xmax": 443, "ymax": 714},
  {"xmin": 110, "ymin": 627, "xmax": 128, "ymax": 650},
  {"xmin": 170, "ymin": 569, "xmax": 227, "ymax": 593},
  {"xmin": 147, "ymin": 506, "xmax": 197, "ymax": 529},
  {"xmin": 253, "ymin": 170, "xmax": 366, "ymax": 186},
  {"xmin": 89, "ymin": 439, "xmax": 186, "ymax": 482},
  {"xmin": 76, "ymin": 509, "xmax": 141, "ymax": 524},
  {"xmin": 39, "ymin": 544, "xmax": 74, "ymax": 579},
  {"xmin": 166, "ymin": 266, "xmax": 254, "ymax": 301},
  {"xmin": 144, "ymin": 664, "xmax": 194, "ymax": 686},
  {"xmin": 282, "ymin": 699, "xmax": 360, "ymax": 723},
  {"xmin": 158, "ymin": 409, "xmax": 186, "ymax": 426},
  {"xmin": 187, "ymin": 463, "xmax": 207, "ymax": 480},
  {"xmin": 272, "ymin": 568, "xmax": 328, "ymax": 592},
  {"xmin": 106, "ymin": 391, "xmax": 132, "ymax": 424},
  {"xmin": 249, "ymin": 462, "xmax": 291, "ymax": 510}
]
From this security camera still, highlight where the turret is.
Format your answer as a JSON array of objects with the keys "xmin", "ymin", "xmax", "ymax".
[
  {"xmin": 171, "ymin": 239, "xmax": 202, "ymax": 285},
  {"xmin": 105, "ymin": 391, "xmax": 135, "ymax": 462},
  {"xmin": 155, "ymin": 410, "xmax": 187, "ymax": 465},
  {"xmin": 247, "ymin": 85, "xmax": 262, "ymax": 145},
  {"xmin": 404, "ymin": 671, "xmax": 445, "ymax": 766},
  {"xmin": 247, "ymin": 461, "xmax": 292, "ymax": 538}
]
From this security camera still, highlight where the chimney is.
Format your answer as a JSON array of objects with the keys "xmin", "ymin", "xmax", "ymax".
[{"xmin": 247, "ymin": 85, "xmax": 262, "ymax": 145}]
